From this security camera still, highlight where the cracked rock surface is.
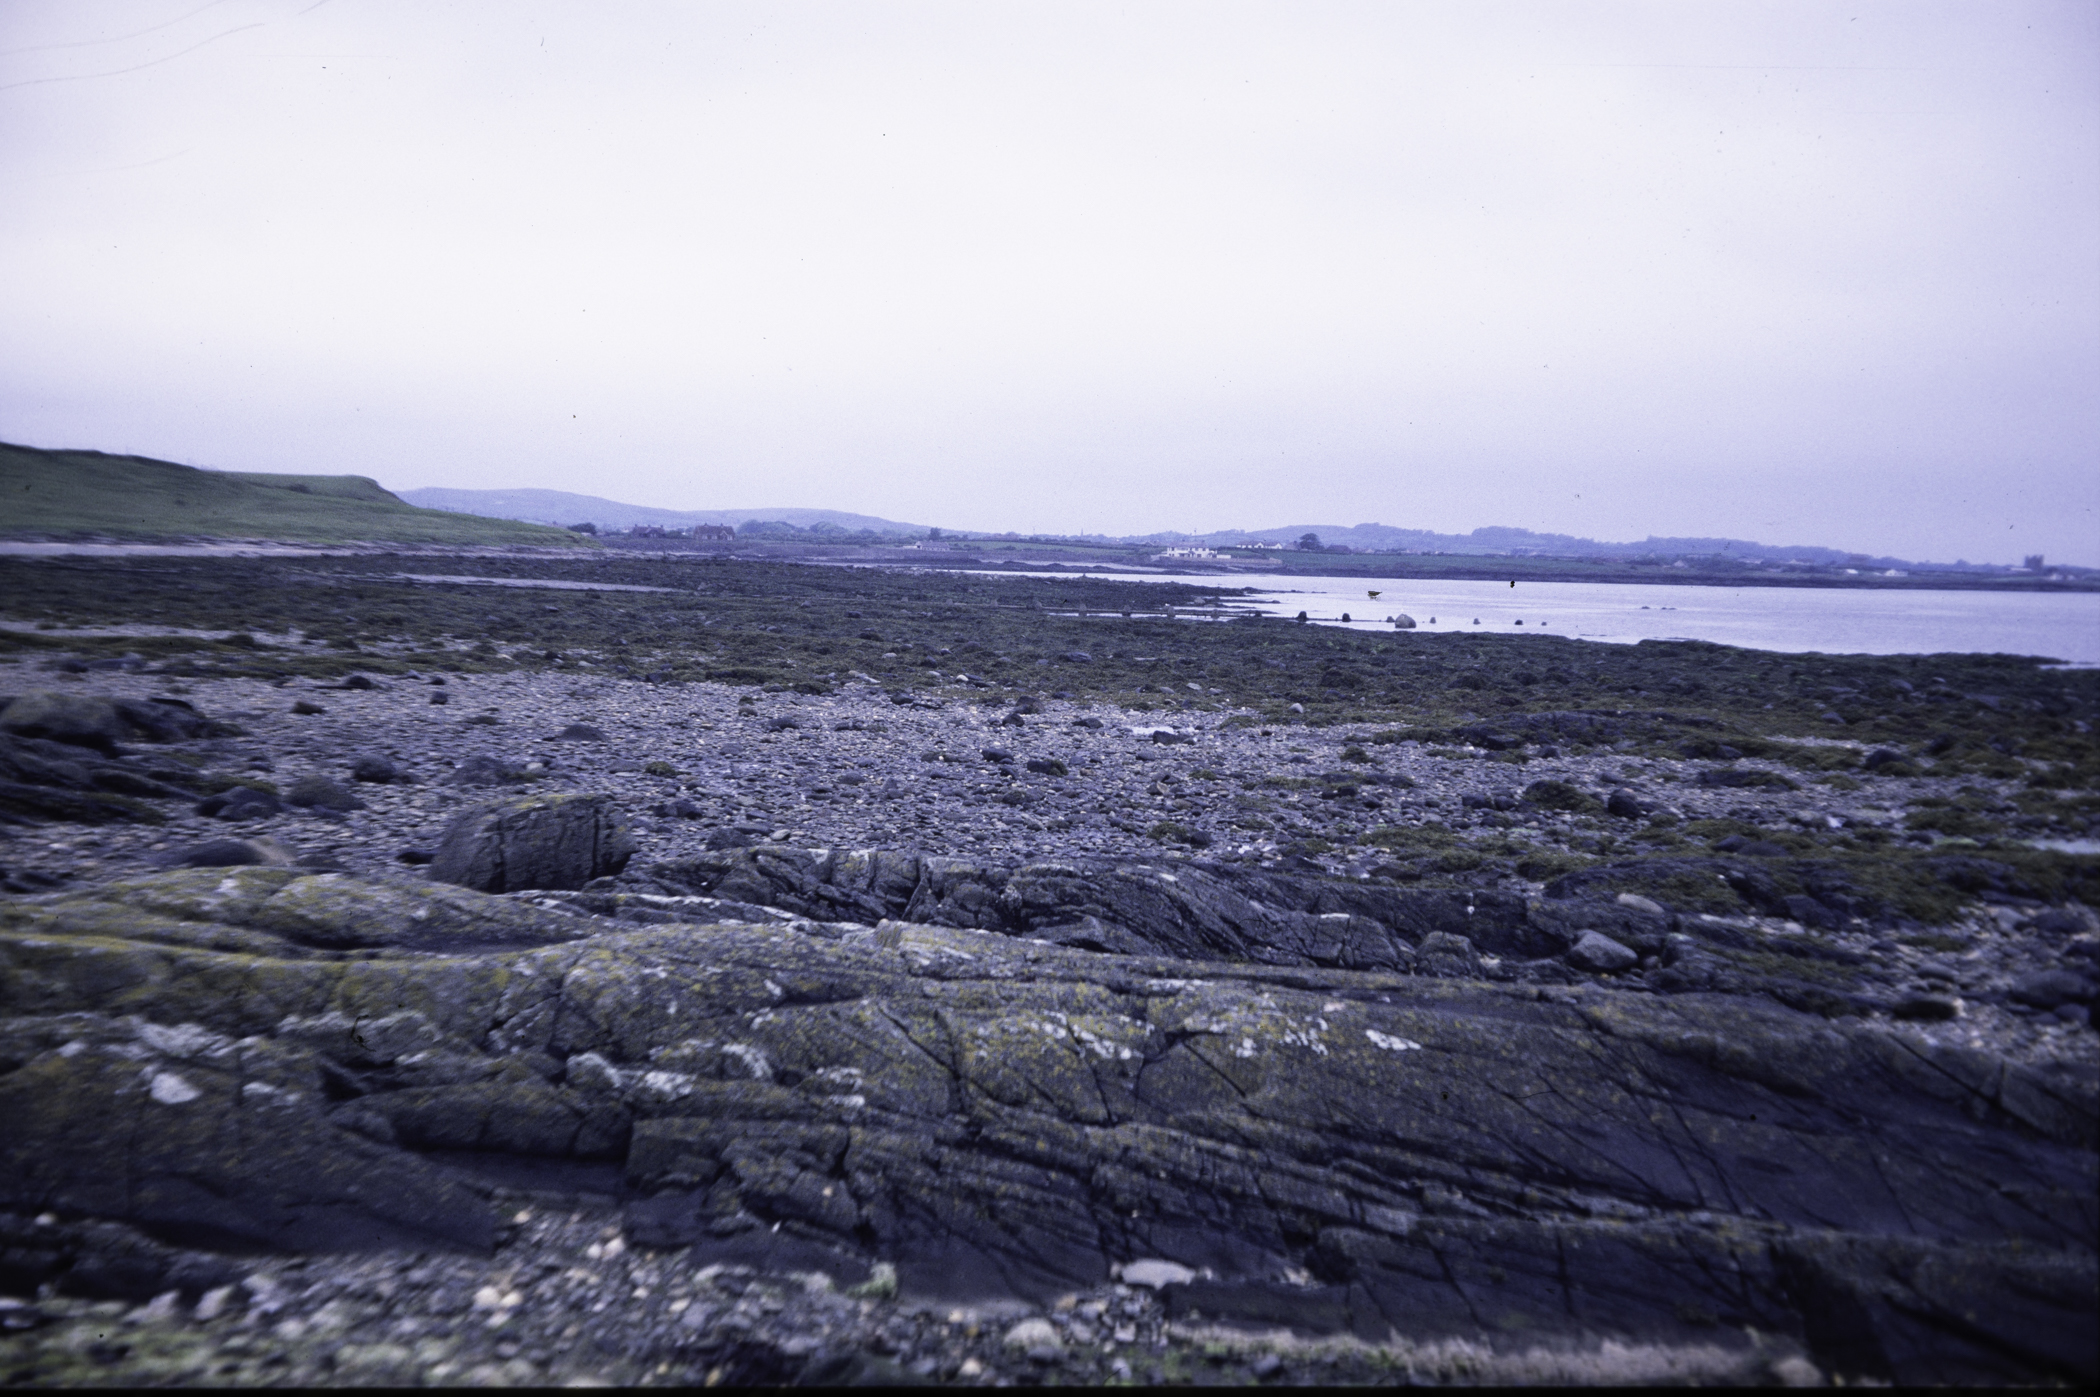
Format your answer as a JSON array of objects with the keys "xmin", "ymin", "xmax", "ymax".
[{"xmin": 2, "ymin": 862, "xmax": 2094, "ymax": 1386}]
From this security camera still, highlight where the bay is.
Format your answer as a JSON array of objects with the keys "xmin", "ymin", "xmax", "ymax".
[{"xmin": 1040, "ymin": 571, "xmax": 2100, "ymax": 665}]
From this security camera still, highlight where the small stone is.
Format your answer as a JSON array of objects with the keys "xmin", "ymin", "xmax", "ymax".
[
  {"xmin": 1567, "ymin": 931, "xmax": 1639, "ymax": 974},
  {"xmin": 1615, "ymin": 892, "xmax": 1665, "ymax": 916},
  {"xmin": 556, "ymin": 723, "xmax": 609, "ymax": 741},
  {"xmin": 1771, "ymin": 1354, "xmax": 1824, "ymax": 1387},
  {"xmin": 285, "ymin": 776, "xmax": 364, "ymax": 811},
  {"xmin": 1891, "ymin": 995, "xmax": 1959, "ymax": 1022},
  {"xmin": 1119, "ymin": 1259, "xmax": 1196, "ymax": 1289},
  {"xmin": 981, "ymin": 747, "xmax": 1015, "ymax": 764},
  {"xmin": 194, "ymin": 1285, "xmax": 239, "ymax": 1322},
  {"xmin": 444, "ymin": 755, "xmax": 519, "ymax": 787},
  {"xmin": 291, "ymin": 700, "xmax": 327, "ymax": 715},
  {"xmin": 165, "ymin": 837, "xmax": 271, "ymax": 868},
  {"xmin": 1003, "ymin": 1317, "xmax": 1063, "ymax": 1357},
  {"xmin": 350, "ymin": 755, "xmax": 398, "ymax": 784}
]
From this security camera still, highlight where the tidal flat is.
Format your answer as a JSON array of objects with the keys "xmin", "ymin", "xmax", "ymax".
[{"xmin": 1, "ymin": 553, "xmax": 2095, "ymax": 1387}]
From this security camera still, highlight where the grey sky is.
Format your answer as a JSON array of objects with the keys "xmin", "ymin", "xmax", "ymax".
[{"xmin": 3, "ymin": 1, "xmax": 2095, "ymax": 563}]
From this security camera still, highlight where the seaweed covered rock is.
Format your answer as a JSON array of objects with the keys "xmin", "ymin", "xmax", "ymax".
[{"xmin": 429, "ymin": 791, "xmax": 636, "ymax": 893}]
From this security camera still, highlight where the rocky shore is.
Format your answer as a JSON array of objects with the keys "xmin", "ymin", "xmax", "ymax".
[{"xmin": 2, "ymin": 555, "xmax": 2095, "ymax": 1387}]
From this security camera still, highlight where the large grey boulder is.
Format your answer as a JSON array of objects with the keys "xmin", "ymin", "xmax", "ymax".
[
  {"xmin": 0, "ymin": 693, "xmax": 130, "ymax": 752},
  {"xmin": 0, "ymin": 692, "xmax": 220, "ymax": 751},
  {"xmin": 429, "ymin": 792, "xmax": 636, "ymax": 893}
]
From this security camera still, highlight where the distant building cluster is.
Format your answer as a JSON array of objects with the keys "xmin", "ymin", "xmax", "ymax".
[{"xmin": 608, "ymin": 523, "xmax": 738, "ymax": 540}]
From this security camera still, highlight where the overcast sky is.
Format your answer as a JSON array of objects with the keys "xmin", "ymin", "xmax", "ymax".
[{"xmin": 3, "ymin": 1, "xmax": 2095, "ymax": 562}]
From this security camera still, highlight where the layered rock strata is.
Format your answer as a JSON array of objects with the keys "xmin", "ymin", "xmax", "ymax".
[{"xmin": 2, "ymin": 867, "xmax": 2093, "ymax": 1385}]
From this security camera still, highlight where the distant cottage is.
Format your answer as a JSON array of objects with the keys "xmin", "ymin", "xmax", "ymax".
[{"xmin": 691, "ymin": 525, "xmax": 735, "ymax": 541}]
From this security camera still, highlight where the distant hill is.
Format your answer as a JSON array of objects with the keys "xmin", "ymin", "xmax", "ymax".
[
  {"xmin": 398, "ymin": 487, "xmax": 926, "ymax": 536},
  {"xmin": 0, "ymin": 443, "xmax": 586, "ymax": 547},
  {"xmin": 1140, "ymin": 522, "xmax": 1915, "ymax": 568}
]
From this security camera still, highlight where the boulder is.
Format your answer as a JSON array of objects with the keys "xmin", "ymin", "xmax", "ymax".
[
  {"xmin": 429, "ymin": 792, "xmax": 637, "ymax": 893},
  {"xmin": 1416, "ymin": 931, "xmax": 1480, "ymax": 978},
  {"xmin": 1521, "ymin": 779, "xmax": 1603, "ymax": 813},
  {"xmin": 160, "ymin": 837, "xmax": 293, "ymax": 869},
  {"xmin": 111, "ymin": 697, "xmax": 221, "ymax": 743},
  {"xmin": 443, "ymin": 754, "xmax": 520, "ymax": 787},
  {"xmin": 0, "ymin": 693, "xmax": 129, "ymax": 752},
  {"xmin": 194, "ymin": 786, "xmax": 282, "ymax": 820},
  {"xmin": 1529, "ymin": 899, "xmax": 1670, "ymax": 957},
  {"xmin": 284, "ymin": 775, "xmax": 364, "ymax": 811},
  {"xmin": 0, "ymin": 732, "xmax": 200, "ymax": 824},
  {"xmin": 349, "ymin": 755, "xmax": 398, "ymax": 784},
  {"xmin": 1567, "ymin": 931, "xmax": 1640, "ymax": 973}
]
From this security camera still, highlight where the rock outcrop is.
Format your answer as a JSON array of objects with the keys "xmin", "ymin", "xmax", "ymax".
[
  {"xmin": 0, "ymin": 691, "xmax": 227, "ymax": 751},
  {"xmin": 1, "ymin": 868, "xmax": 2092, "ymax": 1384},
  {"xmin": 428, "ymin": 792, "xmax": 636, "ymax": 893}
]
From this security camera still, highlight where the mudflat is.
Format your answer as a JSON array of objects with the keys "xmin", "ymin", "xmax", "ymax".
[{"xmin": 2, "ymin": 553, "xmax": 2094, "ymax": 1387}]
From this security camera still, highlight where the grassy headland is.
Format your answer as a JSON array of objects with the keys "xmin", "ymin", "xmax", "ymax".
[{"xmin": 0, "ymin": 442, "xmax": 589, "ymax": 548}]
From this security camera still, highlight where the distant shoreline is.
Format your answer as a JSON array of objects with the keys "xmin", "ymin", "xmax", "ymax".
[{"xmin": 1, "ymin": 533, "xmax": 2094, "ymax": 594}]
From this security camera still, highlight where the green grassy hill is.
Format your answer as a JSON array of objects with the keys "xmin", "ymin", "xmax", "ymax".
[{"xmin": 0, "ymin": 443, "xmax": 592, "ymax": 547}]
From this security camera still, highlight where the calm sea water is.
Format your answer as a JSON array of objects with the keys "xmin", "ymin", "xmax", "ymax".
[{"xmin": 1037, "ymin": 571, "xmax": 2100, "ymax": 665}]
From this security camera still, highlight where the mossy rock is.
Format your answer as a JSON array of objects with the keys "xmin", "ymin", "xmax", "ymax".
[{"xmin": 2, "ymin": 867, "xmax": 2093, "ymax": 1373}]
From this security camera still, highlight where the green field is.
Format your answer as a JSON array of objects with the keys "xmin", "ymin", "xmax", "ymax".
[{"xmin": 0, "ymin": 442, "xmax": 591, "ymax": 548}]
